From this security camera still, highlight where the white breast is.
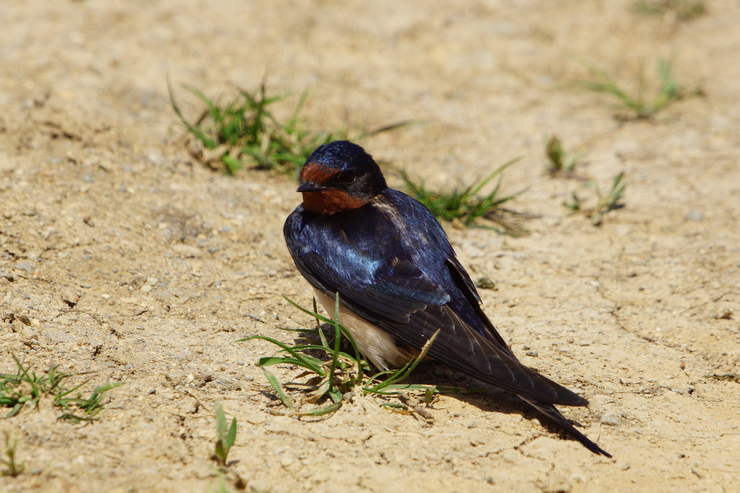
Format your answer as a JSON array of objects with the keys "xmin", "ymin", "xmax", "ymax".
[{"xmin": 313, "ymin": 289, "xmax": 412, "ymax": 370}]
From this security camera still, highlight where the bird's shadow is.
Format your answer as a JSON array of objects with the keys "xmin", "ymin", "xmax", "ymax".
[
  {"xmin": 405, "ymin": 361, "xmax": 590, "ymax": 442},
  {"xmin": 297, "ymin": 327, "xmax": 588, "ymax": 444}
]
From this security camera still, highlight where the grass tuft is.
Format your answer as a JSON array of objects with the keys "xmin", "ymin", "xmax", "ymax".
[
  {"xmin": 705, "ymin": 374, "xmax": 739, "ymax": 383},
  {"xmin": 170, "ymin": 78, "xmax": 409, "ymax": 178},
  {"xmin": 213, "ymin": 402, "xmax": 237, "ymax": 466},
  {"xmin": 577, "ymin": 57, "xmax": 696, "ymax": 119},
  {"xmin": 545, "ymin": 135, "xmax": 583, "ymax": 176},
  {"xmin": 398, "ymin": 157, "xmax": 527, "ymax": 234},
  {"xmin": 0, "ymin": 355, "xmax": 123, "ymax": 422},
  {"xmin": 633, "ymin": 0, "xmax": 706, "ymax": 21},
  {"xmin": 564, "ymin": 172, "xmax": 627, "ymax": 226},
  {"xmin": 238, "ymin": 296, "xmax": 477, "ymax": 419},
  {"xmin": 1, "ymin": 432, "xmax": 24, "ymax": 478}
]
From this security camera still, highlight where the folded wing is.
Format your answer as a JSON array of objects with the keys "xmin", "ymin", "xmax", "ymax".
[{"xmin": 290, "ymin": 245, "xmax": 586, "ymax": 407}]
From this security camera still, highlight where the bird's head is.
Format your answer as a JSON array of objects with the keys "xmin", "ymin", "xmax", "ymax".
[{"xmin": 297, "ymin": 140, "xmax": 388, "ymax": 215}]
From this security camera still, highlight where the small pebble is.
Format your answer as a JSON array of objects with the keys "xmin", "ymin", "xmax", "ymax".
[
  {"xmin": 14, "ymin": 261, "xmax": 34, "ymax": 272},
  {"xmin": 601, "ymin": 414, "xmax": 621, "ymax": 426},
  {"xmin": 21, "ymin": 327, "xmax": 38, "ymax": 341},
  {"xmin": 62, "ymin": 290, "xmax": 80, "ymax": 306},
  {"xmin": 542, "ymin": 475, "xmax": 572, "ymax": 493},
  {"xmin": 172, "ymin": 244, "xmax": 202, "ymax": 258},
  {"xmin": 147, "ymin": 150, "xmax": 165, "ymax": 166},
  {"xmin": 525, "ymin": 350, "xmax": 539, "ymax": 357},
  {"xmin": 685, "ymin": 210, "xmax": 703, "ymax": 221},
  {"xmin": 280, "ymin": 456, "xmax": 295, "ymax": 467},
  {"xmin": 715, "ymin": 310, "xmax": 733, "ymax": 320},
  {"xmin": 616, "ymin": 225, "xmax": 630, "ymax": 236}
]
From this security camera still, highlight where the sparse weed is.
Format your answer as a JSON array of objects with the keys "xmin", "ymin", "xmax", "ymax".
[
  {"xmin": 705, "ymin": 374, "xmax": 739, "ymax": 383},
  {"xmin": 577, "ymin": 57, "xmax": 693, "ymax": 119},
  {"xmin": 212, "ymin": 470, "xmax": 249, "ymax": 493},
  {"xmin": 0, "ymin": 355, "xmax": 123, "ymax": 422},
  {"xmin": 633, "ymin": 0, "xmax": 706, "ymax": 21},
  {"xmin": 398, "ymin": 157, "xmax": 527, "ymax": 234},
  {"xmin": 1, "ymin": 432, "xmax": 24, "ymax": 478},
  {"xmin": 565, "ymin": 172, "xmax": 626, "ymax": 226},
  {"xmin": 475, "ymin": 277, "xmax": 497, "ymax": 290},
  {"xmin": 238, "ymin": 296, "xmax": 458, "ymax": 418},
  {"xmin": 170, "ymin": 78, "xmax": 409, "ymax": 178},
  {"xmin": 213, "ymin": 403, "xmax": 237, "ymax": 466},
  {"xmin": 214, "ymin": 474, "xmax": 232, "ymax": 493},
  {"xmin": 545, "ymin": 135, "xmax": 583, "ymax": 176}
]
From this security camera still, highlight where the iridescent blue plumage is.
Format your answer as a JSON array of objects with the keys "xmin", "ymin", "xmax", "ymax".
[{"xmin": 283, "ymin": 140, "xmax": 611, "ymax": 457}]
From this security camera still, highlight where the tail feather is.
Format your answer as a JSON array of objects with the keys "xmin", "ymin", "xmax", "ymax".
[{"xmin": 520, "ymin": 397, "xmax": 612, "ymax": 458}]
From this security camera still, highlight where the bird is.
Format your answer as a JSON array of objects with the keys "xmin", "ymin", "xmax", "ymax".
[{"xmin": 283, "ymin": 140, "xmax": 611, "ymax": 457}]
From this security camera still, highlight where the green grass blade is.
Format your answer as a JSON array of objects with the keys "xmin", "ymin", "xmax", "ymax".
[
  {"xmin": 215, "ymin": 403, "xmax": 226, "ymax": 434},
  {"xmin": 283, "ymin": 296, "xmax": 334, "ymax": 325},
  {"xmin": 4, "ymin": 404, "xmax": 22, "ymax": 418},
  {"xmin": 168, "ymin": 80, "xmax": 219, "ymax": 149},
  {"xmin": 354, "ymin": 120, "xmax": 415, "ymax": 139},
  {"xmin": 380, "ymin": 402, "xmax": 407, "ymax": 410},
  {"xmin": 275, "ymin": 326, "xmax": 320, "ymax": 335},
  {"xmin": 258, "ymin": 355, "xmax": 324, "ymax": 369},
  {"xmin": 469, "ymin": 156, "xmax": 522, "ymax": 196},
  {"xmin": 326, "ymin": 293, "xmax": 343, "ymax": 395},
  {"xmin": 239, "ymin": 335, "xmax": 326, "ymax": 375},
  {"xmin": 283, "ymin": 295, "xmax": 365, "ymax": 385},
  {"xmin": 261, "ymin": 367, "xmax": 294, "ymax": 409},
  {"xmin": 301, "ymin": 401, "xmax": 342, "ymax": 416},
  {"xmin": 226, "ymin": 417, "xmax": 237, "ymax": 449},
  {"xmin": 366, "ymin": 330, "xmax": 440, "ymax": 394},
  {"xmin": 54, "ymin": 380, "xmax": 90, "ymax": 400}
]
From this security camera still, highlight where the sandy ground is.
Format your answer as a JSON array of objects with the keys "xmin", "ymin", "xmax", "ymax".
[{"xmin": 1, "ymin": 0, "xmax": 739, "ymax": 491}]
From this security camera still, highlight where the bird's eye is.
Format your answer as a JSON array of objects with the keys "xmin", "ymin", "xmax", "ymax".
[{"xmin": 342, "ymin": 172, "xmax": 358, "ymax": 184}]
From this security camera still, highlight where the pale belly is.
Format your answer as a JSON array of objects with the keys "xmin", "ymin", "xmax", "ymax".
[{"xmin": 313, "ymin": 289, "xmax": 413, "ymax": 370}]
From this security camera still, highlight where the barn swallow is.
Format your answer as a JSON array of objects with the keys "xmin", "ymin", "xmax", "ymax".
[{"xmin": 283, "ymin": 140, "xmax": 611, "ymax": 457}]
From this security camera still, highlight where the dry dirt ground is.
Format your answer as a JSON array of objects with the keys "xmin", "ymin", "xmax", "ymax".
[{"xmin": 1, "ymin": 1, "xmax": 739, "ymax": 492}]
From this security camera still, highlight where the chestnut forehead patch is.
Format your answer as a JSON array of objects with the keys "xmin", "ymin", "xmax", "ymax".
[{"xmin": 301, "ymin": 161, "xmax": 341, "ymax": 184}]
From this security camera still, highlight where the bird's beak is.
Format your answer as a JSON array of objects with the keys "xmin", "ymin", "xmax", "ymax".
[{"xmin": 296, "ymin": 182, "xmax": 326, "ymax": 193}]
